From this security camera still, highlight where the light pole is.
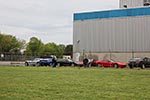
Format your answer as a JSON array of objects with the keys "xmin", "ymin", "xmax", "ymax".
[
  {"xmin": 76, "ymin": 40, "xmax": 80, "ymax": 61},
  {"xmin": 77, "ymin": 40, "xmax": 80, "ymax": 52}
]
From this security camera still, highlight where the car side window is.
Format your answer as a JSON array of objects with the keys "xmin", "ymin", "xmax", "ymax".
[{"xmin": 103, "ymin": 59, "xmax": 109, "ymax": 62}]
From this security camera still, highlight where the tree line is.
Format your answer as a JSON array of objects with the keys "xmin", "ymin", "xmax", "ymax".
[{"xmin": 0, "ymin": 34, "xmax": 73, "ymax": 58}]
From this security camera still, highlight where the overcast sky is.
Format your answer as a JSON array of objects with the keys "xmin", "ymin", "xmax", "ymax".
[{"xmin": 0, "ymin": 0, "xmax": 119, "ymax": 45}]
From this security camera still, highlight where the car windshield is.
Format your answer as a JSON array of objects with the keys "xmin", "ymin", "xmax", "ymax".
[
  {"xmin": 130, "ymin": 58, "xmax": 141, "ymax": 61},
  {"xmin": 109, "ymin": 59, "xmax": 115, "ymax": 62},
  {"xmin": 33, "ymin": 58, "xmax": 41, "ymax": 61},
  {"xmin": 103, "ymin": 59, "xmax": 115, "ymax": 62}
]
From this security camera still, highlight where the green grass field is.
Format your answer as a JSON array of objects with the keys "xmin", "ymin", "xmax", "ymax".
[{"xmin": 0, "ymin": 66, "xmax": 150, "ymax": 100}]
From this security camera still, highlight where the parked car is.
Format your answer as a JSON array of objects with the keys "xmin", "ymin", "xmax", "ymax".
[
  {"xmin": 56, "ymin": 59, "xmax": 78, "ymax": 66},
  {"xmin": 39, "ymin": 58, "xmax": 53, "ymax": 66},
  {"xmin": 94, "ymin": 58, "xmax": 126, "ymax": 68},
  {"xmin": 88, "ymin": 59, "xmax": 97, "ymax": 67},
  {"xmin": 75, "ymin": 61, "xmax": 84, "ymax": 67},
  {"xmin": 25, "ymin": 58, "xmax": 42, "ymax": 66},
  {"xmin": 128, "ymin": 57, "xmax": 150, "ymax": 69}
]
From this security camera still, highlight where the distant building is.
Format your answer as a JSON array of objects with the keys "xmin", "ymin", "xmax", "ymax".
[{"xmin": 73, "ymin": 0, "xmax": 150, "ymax": 62}]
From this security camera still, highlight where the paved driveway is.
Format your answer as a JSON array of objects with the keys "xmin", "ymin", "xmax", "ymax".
[{"xmin": 0, "ymin": 61, "xmax": 25, "ymax": 66}]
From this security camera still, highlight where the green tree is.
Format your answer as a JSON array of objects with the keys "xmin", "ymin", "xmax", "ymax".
[
  {"xmin": 42, "ymin": 43, "xmax": 65, "ymax": 58},
  {"xmin": 57, "ymin": 44, "xmax": 65, "ymax": 58},
  {"xmin": 63, "ymin": 44, "xmax": 73, "ymax": 57},
  {"xmin": 42, "ymin": 43, "xmax": 58, "ymax": 56},
  {"xmin": 0, "ymin": 34, "xmax": 24, "ymax": 54},
  {"xmin": 25, "ymin": 37, "xmax": 44, "ymax": 56}
]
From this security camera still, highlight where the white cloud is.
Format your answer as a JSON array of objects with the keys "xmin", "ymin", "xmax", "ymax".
[{"xmin": 0, "ymin": 0, "xmax": 119, "ymax": 44}]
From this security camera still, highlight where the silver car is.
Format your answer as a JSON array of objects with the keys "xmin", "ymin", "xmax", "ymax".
[{"xmin": 25, "ymin": 58, "xmax": 42, "ymax": 66}]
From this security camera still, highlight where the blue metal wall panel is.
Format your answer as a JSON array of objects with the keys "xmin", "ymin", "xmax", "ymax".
[{"xmin": 74, "ymin": 7, "xmax": 150, "ymax": 21}]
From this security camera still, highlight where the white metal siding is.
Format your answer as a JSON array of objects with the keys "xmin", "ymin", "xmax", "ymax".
[{"xmin": 73, "ymin": 16, "xmax": 150, "ymax": 53}]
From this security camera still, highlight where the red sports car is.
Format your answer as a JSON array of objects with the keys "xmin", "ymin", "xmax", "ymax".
[
  {"xmin": 89, "ymin": 58, "xmax": 126, "ymax": 68},
  {"xmin": 88, "ymin": 59, "xmax": 97, "ymax": 67}
]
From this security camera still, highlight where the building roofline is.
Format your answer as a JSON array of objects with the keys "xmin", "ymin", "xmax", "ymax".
[{"xmin": 74, "ymin": 7, "xmax": 150, "ymax": 21}]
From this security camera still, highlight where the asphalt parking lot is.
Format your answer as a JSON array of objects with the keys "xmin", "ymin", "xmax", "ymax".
[{"xmin": 0, "ymin": 61, "xmax": 25, "ymax": 66}]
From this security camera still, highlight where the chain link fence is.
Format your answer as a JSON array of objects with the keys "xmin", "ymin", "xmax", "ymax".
[
  {"xmin": 0, "ymin": 52, "xmax": 72, "ymax": 61},
  {"xmin": 0, "ymin": 52, "xmax": 40, "ymax": 61}
]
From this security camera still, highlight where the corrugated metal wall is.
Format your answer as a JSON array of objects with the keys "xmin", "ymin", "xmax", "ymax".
[
  {"xmin": 73, "ymin": 16, "xmax": 150, "ymax": 53},
  {"xmin": 120, "ymin": 0, "xmax": 144, "ymax": 8}
]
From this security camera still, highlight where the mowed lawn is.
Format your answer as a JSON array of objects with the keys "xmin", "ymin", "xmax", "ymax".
[{"xmin": 0, "ymin": 66, "xmax": 150, "ymax": 100}]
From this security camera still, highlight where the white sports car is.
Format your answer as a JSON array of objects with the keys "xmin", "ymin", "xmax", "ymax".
[{"xmin": 25, "ymin": 58, "xmax": 42, "ymax": 66}]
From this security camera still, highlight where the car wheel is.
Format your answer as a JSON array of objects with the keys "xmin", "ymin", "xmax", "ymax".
[
  {"xmin": 88, "ymin": 64, "xmax": 91, "ymax": 67},
  {"xmin": 44, "ymin": 64, "xmax": 47, "ymax": 66},
  {"xmin": 71, "ymin": 63, "xmax": 75, "ymax": 66},
  {"xmin": 36, "ymin": 62, "xmax": 40, "ymax": 66},
  {"xmin": 25, "ymin": 62, "xmax": 29, "ymax": 66},
  {"xmin": 49, "ymin": 63, "xmax": 52, "ymax": 66},
  {"xmin": 98, "ymin": 63, "xmax": 102, "ymax": 67},
  {"xmin": 57, "ymin": 63, "xmax": 60, "ymax": 67},
  {"xmin": 141, "ymin": 64, "xmax": 145, "ymax": 69},
  {"xmin": 129, "ymin": 65, "xmax": 133, "ymax": 69},
  {"xmin": 114, "ymin": 64, "xmax": 118, "ymax": 68}
]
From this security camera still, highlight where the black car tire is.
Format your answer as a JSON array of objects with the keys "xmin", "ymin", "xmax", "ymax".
[
  {"xmin": 88, "ymin": 63, "xmax": 91, "ymax": 67},
  {"xmin": 129, "ymin": 65, "xmax": 133, "ymax": 69},
  {"xmin": 57, "ymin": 63, "xmax": 60, "ymax": 67},
  {"xmin": 98, "ymin": 63, "xmax": 102, "ymax": 67},
  {"xmin": 25, "ymin": 62, "xmax": 29, "ymax": 66},
  {"xmin": 71, "ymin": 63, "xmax": 75, "ymax": 66},
  {"xmin": 141, "ymin": 64, "xmax": 145, "ymax": 69},
  {"xmin": 114, "ymin": 64, "xmax": 118, "ymax": 68},
  {"xmin": 36, "ymin": 62, "xmax": 40, "ymax": 66}
]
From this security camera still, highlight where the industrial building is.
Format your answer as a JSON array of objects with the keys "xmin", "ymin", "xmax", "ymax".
[{"xmin": 73, "ymin": 0, "xmax": 150, "ymax": 62}]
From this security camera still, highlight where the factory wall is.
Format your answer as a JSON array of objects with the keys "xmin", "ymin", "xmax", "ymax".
[
  {"xmin": 73, "ymin": 7, "xmax": 150, "ymax": 62},
  {"xmin": 73, "ymin": 16, "xmax": 150, "ymax": 53}
]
